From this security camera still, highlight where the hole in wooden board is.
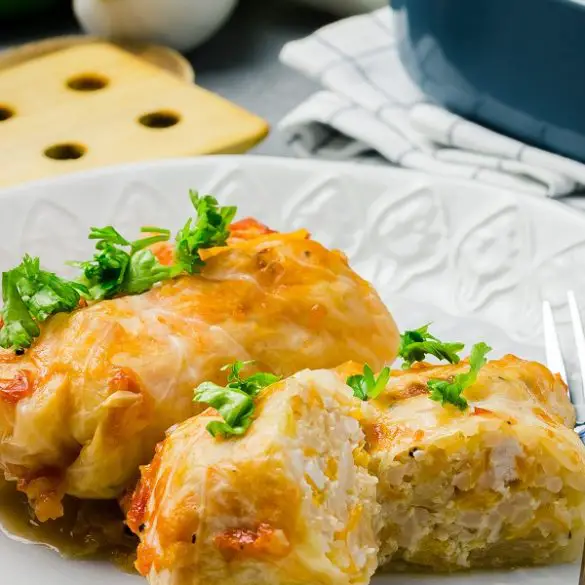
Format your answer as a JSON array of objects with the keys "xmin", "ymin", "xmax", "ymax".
[
  {"xmin": 44, "ymin": 143, "xmax": 87, "ymax": 161},
  {"xmin": 0, "ymin": 105, "xmax": 15, "ymax": 122},
  {"xmin": 67, "ymin": 74, "xmax": 109, "ymax": 92},
  {"xmin": 138, "ymin": 111, "xmax": 181, "ymax": 129}
]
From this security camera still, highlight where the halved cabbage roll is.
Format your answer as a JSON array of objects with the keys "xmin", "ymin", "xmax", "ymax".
[
  {"xmin": 130, "ymin": 356, "xmax": 585, "ymax": 581},
  {"xmin": 0, "ymin": 229, "xmax": 398, "ymax": 520},
  {"xmin": 367, "ymin": 356, "xmax": 585, "ymax": 570},
  {"xmin": 127, "ymin": 370, "xmax": 379, "ymax": 585}
]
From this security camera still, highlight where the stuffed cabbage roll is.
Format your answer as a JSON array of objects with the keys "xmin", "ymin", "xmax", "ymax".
[
  {"xmin": 367, "ymin": 356, "xmax": 585, "ymax": 570},
  {"xmin": 127, "ymin": 369, "xmax": 379, "ymax": 585},
  {"xmin": 0, "ymin": 228, "xmax": 398, "ymax": 521}
]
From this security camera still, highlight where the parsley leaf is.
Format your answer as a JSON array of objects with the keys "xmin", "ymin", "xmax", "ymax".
[
  {"xmin": 0, "ymin": 255, "xmax": 84, "ymax": 350},
  {"xmin": 221, "ymin": 360, "xmax": 281, "ymax": 397},
  {"xmin": 89, "ymin": 226, "xmax": 130, "ymax": 248},
  {"xmin": 175, "ymin": 191, "xmax": 237, "ymax": 274},
  {"xmin": 194, "ymin": 382, "xmax": 255, "ymax": 437},
  {"xmin": 0, "ymin": 271, "xmax": 39, "ymax": 350},
  {"xmin": 130, "ymin": 227, "xmax": 172, "ymax": 253},
  {"xmin": 74, "ymin": 226, "xmax": 174, "ymax": 300},
  {"xmin": 347, "ymin": 364, "xmax": 390, "ymax": 401},
  {"xmin": 195, "ymin": 360, "xmax": 281, "ymax": 438},
  {"xmin": 72, "ymin": 242, "xmax": 129, "ymax": 301},
  {"xmin": 124, "ymin": 249, "xmax": 179, "ymax": 295},
  {"xmin": 427, "ymin": 342, "xmax": 492, "ymax": 410},
  {"xmin": 398, "ymin": 324, "xmax": 464, "ymax": 369}
]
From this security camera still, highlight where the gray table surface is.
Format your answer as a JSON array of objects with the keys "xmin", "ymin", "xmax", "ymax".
[{"xmin": 1, "ymin": 0, "xmax": 334, "ymax": 157}]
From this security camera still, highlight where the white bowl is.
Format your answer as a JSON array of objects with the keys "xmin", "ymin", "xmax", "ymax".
[{"xmin": 73, "ymin": 0, "xmax": 238, "ymax": 52}]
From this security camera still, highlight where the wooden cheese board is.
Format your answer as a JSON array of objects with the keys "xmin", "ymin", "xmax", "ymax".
[{"xmin": 0, "ymin": 39, "xmax": 269, "ymax": 187}]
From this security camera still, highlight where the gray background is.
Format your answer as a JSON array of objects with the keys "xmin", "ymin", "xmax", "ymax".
[{"xmin": 0, "ymin": 0, "xmax": 335, "ymax": 156}]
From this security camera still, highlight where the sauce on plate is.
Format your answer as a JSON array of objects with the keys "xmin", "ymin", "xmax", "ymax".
[{"xmin": 0, "ymin": 479, "xmax": 137, "ymax": 571}]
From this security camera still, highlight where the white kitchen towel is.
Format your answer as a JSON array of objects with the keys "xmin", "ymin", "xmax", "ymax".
[{"xmin": 279, "ymin": 7, "xmax": 585, "ymax": 197}]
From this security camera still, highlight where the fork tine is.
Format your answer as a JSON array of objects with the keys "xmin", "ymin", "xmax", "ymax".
[
  {"xmin": 567, "ymin": 291, "xmax": 585, "ymax": 425},
  {"xmin": 553, "ymin": 295, "xmax": 585, "ymax": 582},
  {"xmin": 581, "ymin": 535, "xmax": 585, "ymax": 585},
  {"xmin": 542, "ymin": 300, "xmax": 567, "ymax": 384}
]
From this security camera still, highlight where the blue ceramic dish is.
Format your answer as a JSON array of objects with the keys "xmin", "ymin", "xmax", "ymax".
[{"xmin": 392, "ymin": 0, "xmax": 585, "ymax": 162}]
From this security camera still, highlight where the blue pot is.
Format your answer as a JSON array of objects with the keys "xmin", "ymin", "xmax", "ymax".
[{"xmin": 392, "ymin": 0, "xmax": 585, "ymax": 162}]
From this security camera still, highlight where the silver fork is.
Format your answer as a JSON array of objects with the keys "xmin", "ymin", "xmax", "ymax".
[
  {"xmin": 542, "ymin": 291, "xmax": 585, "ymax": 584},
  {"xmin": 543, "ymin": 291, "xmax": 585, "ymax": 435}
]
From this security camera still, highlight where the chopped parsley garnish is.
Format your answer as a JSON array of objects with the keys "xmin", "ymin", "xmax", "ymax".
[
  {"xmin": 0, "ymin": 255, "xmax": 85, "ymax": 350},
  {"xmin": 427, "ymin": 342, "xmax": 492, "ymax": 410},
  {"xmin": 398, "ymin": 324, "xmax": 464, "ymax": 369},
  {"xmin": 194, "ymin": 361, "xmax": 281, "ymax": 438},
  {"xmin": 71, "ymin": 226, "xmax": 176, "ymax": 300},
  {"xmin": 222, "ymin": 360, "xmax": 281, "ymax": 397},
  {"xmin": 0, "ymin": 191, "xmax": 242, "ymax": 352},
  {"xmin": 347, "ymin": 364, "xmax": 390, "ymax": 401},
  {"xmin": 175, "ymin": 191, "xmax": 237, "ymax": 274},
  {"xmin": 194, "ymin": 382, "xmax": 256, "ymax": 438}
]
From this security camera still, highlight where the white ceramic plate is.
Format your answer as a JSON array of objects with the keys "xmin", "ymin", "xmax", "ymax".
[{"xmin": 0, "ymin": 156, "xmax": 583, "ymax": 585}]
